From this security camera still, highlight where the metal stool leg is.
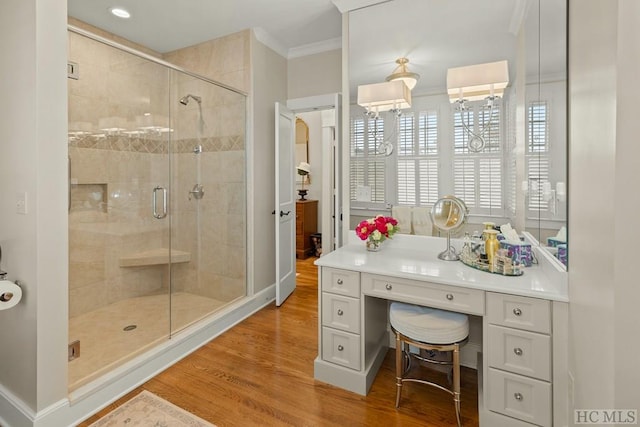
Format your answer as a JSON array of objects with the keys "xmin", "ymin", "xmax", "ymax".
[
  {"xmin": 453, "ymin": 344, "xmax": 462, "ymax": 427},
  {"xmin": 395, "ymin": 332, "xmax": 403, "ymax": 408}
]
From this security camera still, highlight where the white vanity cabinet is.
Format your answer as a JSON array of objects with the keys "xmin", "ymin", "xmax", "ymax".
[
  {"xmin": 320, "ymin": 268, "xmax": 361, "ymax": 370},
  {"xmin": 314, "ymin": 236, "xmax": 568, "ymax": 427},
  {"xmin": 485, "ymin": 293, "xmax": 553, "ymax": 426}
]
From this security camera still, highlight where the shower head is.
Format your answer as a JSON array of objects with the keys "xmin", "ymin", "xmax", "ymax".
[{"xmin": 179, "ymin": 94, "xmax": 201, "ymax": 106}]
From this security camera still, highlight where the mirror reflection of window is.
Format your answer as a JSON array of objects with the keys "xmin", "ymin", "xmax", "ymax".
[{"xmin": 347, "ymin": 0, "xmax": 567, "ymax": 267}]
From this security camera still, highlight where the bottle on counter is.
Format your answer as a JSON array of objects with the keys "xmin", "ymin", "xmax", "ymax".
[
  {"xmin": 481, "ymin": 222, "xmax": 496, "ymax": 240},
  {"xmin": 484, "ymin": 229, "xmax": 500, "ymax": 270}
]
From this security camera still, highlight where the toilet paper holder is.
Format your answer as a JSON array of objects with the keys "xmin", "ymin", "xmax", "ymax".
[{"xmin": 0, "ymin": 290, "xmax": 14, "ymax": 302}]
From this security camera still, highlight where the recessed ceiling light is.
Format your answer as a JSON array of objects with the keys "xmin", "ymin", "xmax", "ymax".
[{"xmin": 110, "ymin": 7, "xmax": 131, "ymax": 19}]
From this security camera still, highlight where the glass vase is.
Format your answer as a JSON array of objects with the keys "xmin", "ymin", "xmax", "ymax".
[{"xmin": 366, "ymin": 239, "xmax": 382, "ymax": 252}]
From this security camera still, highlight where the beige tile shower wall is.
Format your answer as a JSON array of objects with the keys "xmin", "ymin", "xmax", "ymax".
[
  {"xmin": 170, "ymin": 147, "xmax": 246, "ymax": 302},
  {"xmin": 163, "ymin": 30, "xmax": 250, "ymax": 93},
  {"xmin": 68, "ymin": 32, "xmax": 170, "ymax": 134},
  {"xmin": 69, "ymin": 30, "xmax": 171, "ymax": 318},
  {"xmin": 169, "ymin": 60, "xmax": 247, "ymax": 302},
  {"xmin": 68, "ymin": 141, "xmax": 170, "ymax": 318}
]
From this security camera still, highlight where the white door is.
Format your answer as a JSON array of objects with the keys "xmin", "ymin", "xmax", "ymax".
[{"xmin": 275, "ymin": 102, "xmax": 296, "ymax": 306}]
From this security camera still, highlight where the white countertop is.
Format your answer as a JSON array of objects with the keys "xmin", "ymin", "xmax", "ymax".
[{"xmin": 315, "ymin": 234, "xmax": 568, "ymax": 302}]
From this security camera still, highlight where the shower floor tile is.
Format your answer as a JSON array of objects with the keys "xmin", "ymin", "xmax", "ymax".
[{"xmin": 68, "ymin": 292, "xmax": 225, "ymax": 391}]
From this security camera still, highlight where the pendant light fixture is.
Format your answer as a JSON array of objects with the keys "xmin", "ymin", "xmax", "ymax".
[{"xmin": 386, "ymin": 57, "xmax": 420, "ymax": 90}]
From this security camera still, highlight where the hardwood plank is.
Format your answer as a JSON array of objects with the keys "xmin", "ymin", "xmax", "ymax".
[{"xmin": 80, "ymin": 256, "xmax": 479, "ymax": 426}]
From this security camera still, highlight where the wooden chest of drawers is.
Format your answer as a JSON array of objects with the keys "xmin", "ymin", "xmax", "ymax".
[{"xmin": 296, "ymin": 199, "xmax": 318, "ymax": 259}]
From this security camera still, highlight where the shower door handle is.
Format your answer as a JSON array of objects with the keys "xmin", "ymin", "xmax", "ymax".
[{"xmin": 152, "ymin": 186, "xmax": 168, "ymax": 219}]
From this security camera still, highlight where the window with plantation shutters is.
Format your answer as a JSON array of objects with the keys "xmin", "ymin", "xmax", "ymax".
[
  {"xmin": 350, "ymin": 116, "xmax": 385, "ymax": 205},
  {"xmin": 396, "ymin": 111, "xmax": 439, "ymax": 206},
  {"xmin": 526, "ymin": 101, "xmax": 550, "ymax": 213},
  {"xmin": 452, "ymin": 101, "xmax": 503, "ymax": 214}
]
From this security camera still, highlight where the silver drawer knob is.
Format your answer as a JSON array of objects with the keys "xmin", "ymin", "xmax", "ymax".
[
  {"xmin": 337, "ymin": 279, "xmax": 343, "ymax": 285},
  {"xmin": 337, "ymin": 309, "xmax": 344, "ymax": 316},
  {"xmin": 514, "ymin": 392, "xmax": 523, "ymax": 401},
  {"xmin": 385, "ymin": 283, "xmax": 392, "ymax": 290},
  {"xmin": 446, "ymin": 293, "xmax": 454, "ymax": 301},
  {"xmin": 337, "ymin": 345, "xmax": 344, "ymax": 351},
  {"xmin": 513, "ymin": 307, "xmax": 522, "ymax": 316},
  {"xmin": 514, "ymin": 347, "xmax": 523, "ymax": 356}
]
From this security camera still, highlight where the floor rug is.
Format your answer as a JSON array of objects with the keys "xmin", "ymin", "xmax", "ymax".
[{"xmin": 89, "ymin": 390, "xmax": 216, "ymax": 427}]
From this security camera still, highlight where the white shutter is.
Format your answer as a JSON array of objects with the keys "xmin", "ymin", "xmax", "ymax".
[
  {"xmin": 396, "ymin": 111, "xmax": 439, "ymax": 207},
  {"xmin": 418, "ymin": 158, "xmax": 439, "ymax": 205},
  {"xmin": 527, "ymin": 156, "xmax": 550, "ymax": 211},
  {"xmin": 452, "ymin": 100, "xmax": 503, "ymax": 215},
  {"xmin": 368, "ymin": 159, "xmax": 386, "ymax": 203},
  {"xmin": 397, "ymin": 159, "xmax": 416, "ymax": 205},
  {"xmin": 419, "ymin": 112, "xmax": 438, "ymax": 155},
  {"xmin": 528, "ymin": 101, "xmax": 548, "ymax": 153},
  {"xmin": 349, "ymin": 116, "xmax": 386, "ymax": 206},
  {"xmin": 453, "ymin": 158, "xmax": 476, "ymax": 208},
  {"xmin": 526, "ymin": 101, "xmax": 551, "ymax": 214},
  {"xmin": 351, "ymin": 117, "xmax": 365, "ymax": 156},
  {"xmin": 478, "ymin": 157, "xmax": 502, "ymax": 209},
  {"xmin": 398, "ymin": 113, "xmax": 414, "ymax": 156},
  {"xmin": 350, "ymin": 159, "xmax": 365, "ymax": 200}
]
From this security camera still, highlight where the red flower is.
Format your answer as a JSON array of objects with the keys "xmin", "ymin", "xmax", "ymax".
[{"xmin": 355, "ymin": 215, "xmax": 400, "ymax": 242}]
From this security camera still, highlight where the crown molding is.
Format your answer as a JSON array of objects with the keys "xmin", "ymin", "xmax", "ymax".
[
  {"xmin": 288, "ymin": 37, "xmax": 342, "ymax": 59},
  {"xmin": 252, "ymin": 27, "xmax": 288, "ymax": 58},
  {"xmin": 331, "ymin": 0, "xmax": 393, "ymax": 13}
]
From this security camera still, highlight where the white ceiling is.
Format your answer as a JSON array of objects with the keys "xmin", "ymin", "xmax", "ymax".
[
  {"xmin": 67, "ymin": 0, "xmax": 566, "ymax": 97},
  {"xmin": 349, "ymin": 0, "xmax": 566, "ymax": 98},
  {"xmin": 67, "ymin": 0, "xmax": 343, "ymax": 57}
]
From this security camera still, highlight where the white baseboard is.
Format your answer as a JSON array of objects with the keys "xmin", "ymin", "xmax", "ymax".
[{"xmin": 0, "ymin": 285, "xmax": 276, "ymax": 427}]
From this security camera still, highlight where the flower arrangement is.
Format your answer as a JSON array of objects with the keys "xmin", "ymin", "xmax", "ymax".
[{"xmin": 355, "ymin": 215, "xmax": 400, "ymax": 248}]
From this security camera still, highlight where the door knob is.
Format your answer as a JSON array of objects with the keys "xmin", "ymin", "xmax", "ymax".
[{"xmin": 279, "ymin": 210, "xmax": 291, "ymax": 217}]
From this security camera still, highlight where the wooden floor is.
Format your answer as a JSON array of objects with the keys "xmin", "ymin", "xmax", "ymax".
[{"xmin": 80, "ymin": 257, "xmax": 479, "ymax": 426}]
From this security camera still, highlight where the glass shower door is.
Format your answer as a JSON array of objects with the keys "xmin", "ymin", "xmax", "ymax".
[
  {"xmin": 68, "ymin": 31, "xmax": 172, "ymax": 390},
  {"xmin": 168, "ymin": 70, "xmax": 247, "ymax": 334}
]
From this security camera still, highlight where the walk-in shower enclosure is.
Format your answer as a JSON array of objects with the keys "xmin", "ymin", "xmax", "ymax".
[{"xmin": 67, "ymin": 29, "xmax": 247, "ymax": 391}]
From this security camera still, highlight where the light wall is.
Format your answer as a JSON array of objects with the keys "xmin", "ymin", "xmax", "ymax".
[
  {"xmin": 250, "ymin": 32, "xmax": 288, "ymax": 292},
  {"xmin": 613, "ymin": 0, "xmax": 640, "ymax": 410},
  {"xmin": 566, "ymin": 0, "xmax": 640, "ymax": 412},
  {"xmin": 0, "ymin": 0, "xmax": 68, "ymax": 422},
  {"xmin": 288, "ymin": 49, "xmax": 342, "ymax": 99}
]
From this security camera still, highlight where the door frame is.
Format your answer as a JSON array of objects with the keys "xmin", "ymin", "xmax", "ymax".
[{"xmin": 287, "ymin": 93, "xmax": 343, "ymax": 256}]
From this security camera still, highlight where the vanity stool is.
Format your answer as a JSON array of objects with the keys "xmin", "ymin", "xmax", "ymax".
[{"xmin": 390, "ymin": 301, "xmax": 469, "ymax": 427}]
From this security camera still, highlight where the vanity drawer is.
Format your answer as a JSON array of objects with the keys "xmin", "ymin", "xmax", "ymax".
[
  {"xmin": 487, "ymin": 368, "xmax": 552, "ymax": 427},
  {"xmin": 488, "ymin": 325, "xmax": 551, "ymax": 381},
  {"xmin": 321, "ymin": 268, "xmax": 360, "ymax": 298},
  {"xmin": 361, "ymin": 273, "xmax": 484, "ymax": 316},
  {"xmin": 322, "ymin": 293, "xmax": 361, "ymax": 334},
  {"xmin": 322, "ymin": 327, "xmax": 361, "ymax": 370},
  {"xmin": 487, "ymin": 293, "xmax": 551, "ymax": 334}
]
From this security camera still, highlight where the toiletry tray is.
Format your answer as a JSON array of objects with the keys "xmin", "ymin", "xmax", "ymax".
[{"xmin": 459, "ymin": 253, "xmax": 524, "ymax": 276}]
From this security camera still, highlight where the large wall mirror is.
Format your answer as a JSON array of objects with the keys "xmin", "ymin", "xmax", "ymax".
[{"xmin": 347, "ymin": 0, "xmax": 567, "ymax": 266}]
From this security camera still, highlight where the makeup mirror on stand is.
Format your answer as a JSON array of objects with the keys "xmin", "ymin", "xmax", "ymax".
[{"xmin": 430, "ymin": 195, "xmax": 468, "ymax": 261}]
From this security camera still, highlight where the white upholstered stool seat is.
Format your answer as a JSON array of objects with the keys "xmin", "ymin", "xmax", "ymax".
[
  {"xmin": 390, "ymin": 302, "xmax": 469, "ymax": 427},
  {"xmin": 389, "ymin": 302, "xmax": 469, "ymax": 344}
]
